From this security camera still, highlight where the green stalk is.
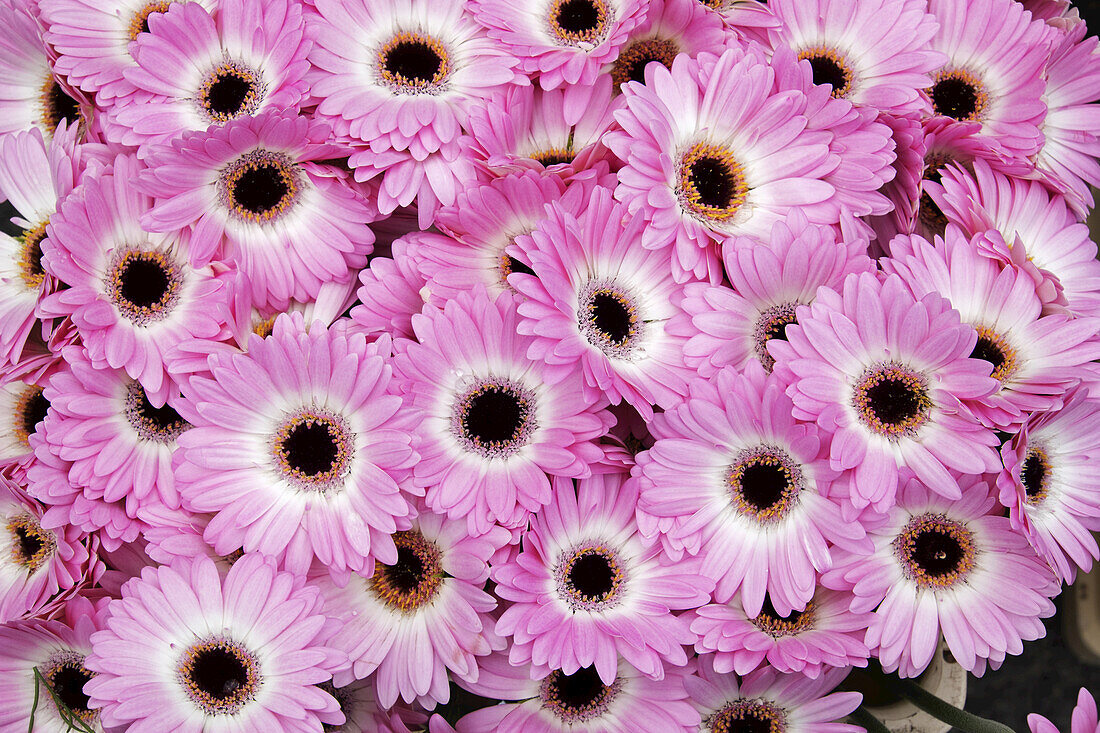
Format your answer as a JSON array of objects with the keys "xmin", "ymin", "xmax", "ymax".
[{"xmin": 849, "ymin": 705, "xmax": 892, "ymax": 733}]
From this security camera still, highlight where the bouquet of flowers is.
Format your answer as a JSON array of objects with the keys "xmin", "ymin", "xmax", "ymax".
[{"xmin": 0, "ymin": 0, "xmax": 1098, "ymax": 730}]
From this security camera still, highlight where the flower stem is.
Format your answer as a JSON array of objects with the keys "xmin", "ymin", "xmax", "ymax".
[
  {"xmin": 850, "ymin": 705, "xmax": 892, "ymax": 733},
  {"xmin": 886, "ymin": 674, "xmax": 1016, "ymax": 733}
]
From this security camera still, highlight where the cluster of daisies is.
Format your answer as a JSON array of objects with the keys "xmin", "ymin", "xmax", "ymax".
[{"xmin": 2, "ymin": 0, "xmax": 1100, "ymax": 730}]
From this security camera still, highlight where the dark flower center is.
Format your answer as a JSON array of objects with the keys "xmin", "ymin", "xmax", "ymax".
[
  {"xmin": 727, "ymin": 449, "xmax": 801, "ymax": 522},
  {"xmin": 541, "ymin": 667, "xmax": 619, "ymax": 723},
  {"xmin": 379, "ymin": 33, "xmax": 450, "ymax": 91},
  {"xmin": 753, "ymin": 595, "xmax": 815, "ymax": 637},
  {"xmin": 706, "ymin": 700, "xmax": 786, "ymax": 733},
  {"xmin": 371, "ymin": 530, "xmax": 443, "ymax": 611},
  {"xmin": 19, "ymin": 386, "xmax": 49, "ymax": 442},
  {"xmin": 7, "ymin": 513, "xmax": 53, "ymax": 571},
  {"xmin": 222, "ymin": 152, "xmax": 300, "ymax": 223},
  {"xmin": 178, "ymin": 639, "xmax": 259, "ymax": 714},
  {"xmin": 680, "ymin": 143, "xmax": 747, "ymax": 221},
  {"xmin": 128, "ymin": 0, "xmax": 173, "ymax": 39},
  {"xmin": 200, "ymin": 64, "xmax": 262, "ymax": 122},
  {"xmin": 319, "ymin": 681, "xmax": 352, "ymax": 733},
  {"xmin": 918, "ymin": 190, "xmax": 949, "ymax": 233},
  {"xmin": 569, "ymin": 552, "xmax": 614, "ymax": 597},
  {"xmin": 580, "ymin": 285, "xmax": 641, "ymax": 356},
  {"xmin": 895, "ymin": 513, "xmax": 975, "ymax": 588},
  {"xmin": 612, "ymin": 39, "xmax": 679, "ymax": 86},
  {"xmin": 107, "ymin": 250, "xmax": 181, "ymax": 325},
  {"xmin": 854, "ymin": 364, "xmax": 931, "ymax": 439},
  {"xmin": 549, "ymin": 0, "xmax": 608, "ymax": 45},
  {"xmin": 49, "ymin": 662, "xmax": 94, "ymax": 715},
  {"xmin": 274, "ymin": 412, "xmax": 352, "ymax": 488},
  {"xmin": 41, "ymin": 78, "xmax": 81, "ymax": 132},
  {"xmin": 455, "ymin": 381, "xmax": 535, "ymax": 455},
  {"xmin": 532, "ymin": 149, "xmax": 575, "ymax": 167},
  {"xmin": 126, "ymin": 383, "xmax": 188, "ymax": 442},
  {"xmin": 18, "ymin": 222, "xmax": 47, "ymax": 289},
  {"xmin": 1021, "ymin": 448, "xmax": 1050, "ymax": 505},
  {"xmin": 557, "ymin": 545, "xmax": 625, "ymax": 610},
  {"xmin": 590, "ymin": 292, "xmax": 632, "ymax": 344},
  {"xmin": 753, "ymin": 303, "xmax": 799, "ymax": 371},
  {"xmin": 970, "ymin": 327, "xmax": 1016, "ymax": 383},
  {"xmin": 799, "ymin": 48, "xmax": 851, "ymax": 98},
  {"xmin": 930, "ymin": 72, "xmax": 985, "ymax": 121}
]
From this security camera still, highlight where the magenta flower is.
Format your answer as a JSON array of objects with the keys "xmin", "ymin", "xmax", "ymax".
[{"xmin": 1030, "ymin": 688, "xmax": 1100, "ymax": 733}]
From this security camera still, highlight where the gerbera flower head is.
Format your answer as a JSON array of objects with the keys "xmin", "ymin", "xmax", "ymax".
[
  {"xmin": 41, "ymin": 345, "xmax": 190, "ymax": 512},
  {"xmin": 606, "ymin": 47, "xmax": 848, "ymax": 281},
  {"xmin": 1033, "ymin": 24, "xmax": 1100, "ymax": 215},
  {"xmin": 494, "ymin": 473, "xmax": 711, "ymax": 683},
  {"xmin": 138, "ymin": 111, "xmax": 376, "ymax": 309},
  {"xmin": 686, "ymin": 658, "xmax": 864, "ymax": 733},
  {"xmin": 701, "ymin": 0, "xmax": 779, "ymax": 46},
  {"xmin": 0, "ymin": 0, "xmax": 93, "ymax": 139},
  {"xmin": 768, "ymin": 0, "xmax": 945, "ymax": 114},
  {"xmin": 511, "ymin": 185, "xmax": 696, "ymax": 416},
  {"xmin": 0, "ymin": 597, "xmax": 109, "ymax": 732},
  {"xmin": 454, "ymin": 651, "xmax": 701, "ymax": 732},
  {"xmin": 419, "ymin": 171, "xmax": 573, "ymax": 303},
  {"xmin": 469, "ymin": 0, "xmax": 649, "ymax": 90},
  {"xmin": 676, "ymin": 210, "xmax": 874, "ymax": 376},
  {"xmin": 0, "ymin": 371, "xmax": 52, "ymax": 467},
  {"xmin": 824, "ymin": 475, "xmax": 1056, "ymax": 677},
  {"xmin": 884, "ymin": 228, "xmax": 1100, "ymax": 428},
  {"xmin": 175, "ymin": 312, "xmax": 418, "ymax": 580},
  {"xmin": 923, "ymin": 0, "xmax": 1058, "ymax": 162},
  {"xmin": 85, "ymin": 553, "xmax": 344, "ymax": 731},
  {"xmin": 467, "ymin": 77, "xmax": 618, "ymax": 179},
  {"xmin": 308, "ymin": 0, "xmax": 520, "ymax": 158},
  {"xmin": 634, "ymin": 361, "xmax": 867, "ymax": 615},
  {"xmin": 770, "ymin": 271, "xmax": 1002, "ymax": 513},
  {"xmin": 393, "ymin": 287, "xmax": 610, "ymax": 534},
  {"xmin": 932, "ymin": 159, "xmax": 1100, "ymax": 317},
  {"xmin": 38, "ymin": 154, "xmax": 231, "ymax": 406},
  {"xmin": 348, "ymin": 234, "xmax": 429, "ymax": 342},
  {"xmin": 689, "ymin": 586, "xmax": 872, "ymax": 677},
  {"xmin": 320, "ymin": 502, "xmax": 510, "ymax": 708},
  {"xmin": 606, "ymin": 0, "xmax": 729, "ymax": 91},
  {"xmin": 0, "ymin": 472, "xmax": 94, "ymax": 623},
  {"xmin": 41, "ymin": 0, "xmax": 218, "ymax": 103},
  {"xmin": 997, "ymin": 391, "xmax": 1100, "ymax": 584},
  {"xmin": 865, "ymin": 112, "xmax": 924, "ymax": 249},
  {"xmin": 105, "ymin": 0, "xmax": 311, "ymax": 151}
]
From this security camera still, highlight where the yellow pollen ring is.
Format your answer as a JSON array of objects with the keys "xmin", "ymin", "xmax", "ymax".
[
  {"xmin": 13, "ymin": 384, "xmax": 47, "ymax": 448},
  {"xmin": 105, "ymin": 249, "xmax": 181, "ymax": 326},
  {"xmin": 852, "ymin": 363, "xmax": 932, "ymax": 440},
  {"xmin": 547, "ymin": 0, "xmax": 610, "ymax": 46},
  {"xmin": 176, "ymin": 637, "xmax": 260, "ymax": 715},
  {"xmin": 678, "ymin": 142, "xmax": 748, "ymax": 222},
  {"xmin": 369, "ymin": 530, "xmax": 444, "ymax": 612},
  {"xmin": 893, "ymin": 512, "xmax": 976, "ymax": 589},
  {"xmin": 972, "ymin": 325, "xmax": 1018, "ymax": 384},
  {"xmin": 220, "ymin": 151, "xmax": 301, "ymax": 224},
  {"xmin": 929, "ymin": 68, "xmax": 989, "ymax": 123},
  {"xmin": 128, "ymin": 0, "xmax": 174, "ymax": 40},
  {"xmin": 377, "ymin": 32, "xmax": 451, "ymax": 92},
  {"xmin": 797, "ymin": 46, "xmax": 854, "ymax": 99},
  {"xmin": 7, "ymin": 512, "xmax": 55, "ymax": 572},
  {"xmin": 17, "ymin": 221, "xmax": 48, "ymax": 289}
]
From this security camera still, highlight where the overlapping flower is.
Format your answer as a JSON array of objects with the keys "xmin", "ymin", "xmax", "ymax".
[{"xmin": 1, "ymin": 0, "xmax": 1098, "ymax": 730}]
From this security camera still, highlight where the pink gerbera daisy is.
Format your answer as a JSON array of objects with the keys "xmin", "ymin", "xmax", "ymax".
[
  {"xmin": 700, "ymin": 0, "xmax": 778, "ymax": 46},
  {"xmin": 348, "ymin": 234, "xmax": 429, "ymax": 342},
  {"xmin": 393, "ymin": 287, "xmax": 610, "ymax": 533},
  {"xmin": 677, "ymin": 211, "xmax": 874, "ymax": 376},
  {"xmin": 0, "ymin": 375, "xmax": 50, "ymax": 467},
  {"xmin": 0, "ymin": 597, "xmax": 108, "ymax": 732},
  {"xmin": 308, "ymin": 0, "xmax": 519, "ymax": 158},
  {"xmin": 605, "ymin": 47, "xmax": 850, "ymax": 281},
  {"xmin": 824, "ymin": 475, "xmax": 1056, "ymax": 677},
  {"xmin": 922, "ymin": 0, "xmax": 1057, "ymax": 162},
  {"xmin": 635, "ymin": 362, "xmax": 866, "ymax": 615},
  {"xmin": 469, "ymin": 0, "xmax": 649, "ymax": 90},
  {"xmin": 770, "ymin": 271, "xmax": 1001, "ymax": 512},
  {"xmin": 319, "ymin": 503, "xmax": 510, "ymax": 709},
  {"xmin": 932, "ymin": 160, "xmax": 1100, "ymax": 317},
  {"xmin": 686, "ymin": 658, "xmax": 864, "ymax": 733},
  {"xmin": 997, "ymin": 391, "xmax": 1100, "ymax": 584},
  {"xmin": 494, "ymin": 473, "xmax": 711, "ymax": 683},
  {"xmin": 105, "ymin": 0, "xmax": 310, "ymax": 150},
  {"xmin": 467, "ymin": 78, "xmax": 618, "ymax": 178},
  {"xmin": 418, "ymin": 171, "xmax": 571, "ymax": 303},
  {"xmin": 768, "ymin": 0, "xmax": 944, "ymax": 114},
  {"xmin": 0, "ymin": 474, "xmax": 93, "ymax": 623},
  {"xmin": 511, "ymin": 186, "xmax": 696, "ymax": 415},
  {"xmin": 174, "ymin": 313, "xmax": 417, "ymax": 580},
  {"xmin": 40, "ymin": 345, "xmax": 190, "ymax": 512},
  {"xmin": 85, "ymin": 553, "xmax": 344, "ymax": 732},
  {"xmin": 455, "ymin": 652, "xmax": 701, "ymax": 732},
  {"xmin": 1034, "ymin": 24, "xmax": 1100, "ymax": 215},
  {"xmin": 0, "ymin": 0, "xmax": 92, "ymax": 138},
  {"xmin": 138, "ymin": 111, "xmax": 376, "ymax": 309},
  {"xmin": 38, "ymin": 154, "xmax": 231, "ymax": 406},
  {"xmin": 867, "ymin": 112, "xmax": 925, "ymax": 247},
  {"xmin": 1030, "ymin": 688, "xmax": 1100, "ymax": 733},
  {"xmin": 40, "ymin": 0, "xmax": 217, "ymax": 103},
  {"xmin": 884, "ymin": 228, "xmax": 1100, "ymax": 427},
  {"xmin": 689, "ymin": 587, "xmax": 872, "ymax": 678}
]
